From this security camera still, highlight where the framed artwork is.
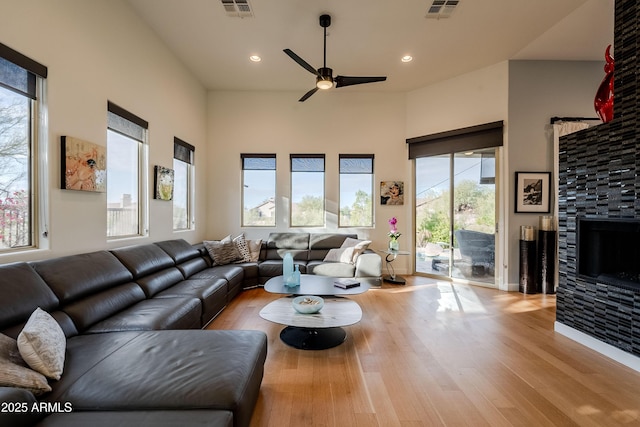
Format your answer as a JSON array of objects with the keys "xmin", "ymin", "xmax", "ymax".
[
  {"xmin": 61, "ymin": 136, "xmax": 107, "ymax": 192},
  {"xmin": 154, "ymin": 165, "xmax": 174, "ymax": 201},
  {"xmin": 380, "ymin": 181, "xmax": 404, "ymax": 205},
  {"xmin": 515, "ymin": 172, "xmax": 551, "ymax": 213}
]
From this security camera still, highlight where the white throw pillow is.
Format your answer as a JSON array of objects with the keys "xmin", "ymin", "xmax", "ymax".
[
  {"xmin": 340, "ymin": 238, "xmax": 372, "ymax": 264},
  {"xmin": 323, "ymin": 248, "xmax": 346, "ymax": 262},
  {"xmin": 322, "ymin": 246, "xmax": 358, "ymax": 265},
  {"xmin": 246, "ymin": 239, "xmax": 263, "ymax": 262},
  {"xmin": 0, "ymin": 333, "xmax": 51, "ymax": 395},
  {"xmin": 17, "ymin": 308, "xmax": 66, "ymax": 381}
]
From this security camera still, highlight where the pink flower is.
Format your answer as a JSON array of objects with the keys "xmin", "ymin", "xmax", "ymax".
[{"xmin": 388, "ymin": 217, "xmax": 401, "ymax": 239}]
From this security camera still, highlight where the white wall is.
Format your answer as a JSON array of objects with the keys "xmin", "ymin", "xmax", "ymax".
[
  {"xmin": 206, "ymin": 90, "xmax": 410, "ymax": 272},
  {"xmin": 0, "ymin": 0, "xmax": 208, "ymax": 264},
  {"xmin": 507, "ymin": 60, "xmax": 603, "ymax": 287},
  {"xmin": 406, "ymin": 62, "xmax": 509, "ymax": 138}
]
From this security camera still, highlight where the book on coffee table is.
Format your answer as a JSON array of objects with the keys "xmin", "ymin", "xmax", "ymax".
[{"xmin": 334, "ymin": 278, "xmax": 361, "ymax": 289}]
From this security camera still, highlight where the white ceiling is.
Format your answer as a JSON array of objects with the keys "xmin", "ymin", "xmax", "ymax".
[{"xmin": 127, "ymin": 0, "xmax": 614, "ymax": 95}]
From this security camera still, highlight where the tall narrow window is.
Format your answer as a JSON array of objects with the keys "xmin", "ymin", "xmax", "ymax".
[
  {"xmin": 242, "ymin": 154, "xmax": 276, "ymax": 226},
  {"xmin": 290, "ymin": 154, "xmax": 325, "ymax": 227},
  {"xmin": 339, "ymin": 154, "xmax": 374, "ymax": 227},
  {"xmin": 173, "ymin": 138, "xmax": 196, "ymax": 230},
  {"xmin": 173, "ymin": 137, "xmax": 194, "ymax": 230},
  {"xmin": 107, "ymin": 102, "xmax": 148, "ymax": 238},
  {"xmin": 0, "ymin": 43, "xmax": 47, "ymax": 251}
]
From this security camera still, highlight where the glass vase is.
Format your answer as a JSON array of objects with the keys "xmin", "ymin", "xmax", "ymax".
[{"xmin": 389, "ymin": 239, "xmax": 399, "ymax": 251}]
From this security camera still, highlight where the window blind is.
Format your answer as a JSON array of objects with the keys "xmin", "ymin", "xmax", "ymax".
[
  {"xmin": 0, "ymin": 42, "xmax": 47, "ymax": 99},
  {"xmin": 174, "ymin": 137, "xmax": 195, "ymax": 164},
  {"xmin": 406, "ymin": 121, "xmax": 503, "ymax": 159}
]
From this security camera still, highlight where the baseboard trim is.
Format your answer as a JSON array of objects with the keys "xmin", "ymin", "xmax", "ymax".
[{"xmin": 554, "ymin": 321, "xmax": 640, "ymax": 373}]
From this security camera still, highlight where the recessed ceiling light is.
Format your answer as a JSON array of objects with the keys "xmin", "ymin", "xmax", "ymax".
[
  {"xmin": 401, "ymin": 55, "xmax": 413, "ymax": 63},
  {"xmin": 249, "ymin": 55, "xmax": 261, "ymax": 62}
]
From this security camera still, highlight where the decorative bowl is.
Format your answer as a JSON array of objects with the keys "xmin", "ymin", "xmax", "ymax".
[{"xmin": 292, "ymin": 295, "xmax": 324, "ymax": 314}]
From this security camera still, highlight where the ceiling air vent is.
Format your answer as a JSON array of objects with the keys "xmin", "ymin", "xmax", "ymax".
[
  {"xmin": 221, "ymin": 0, "xmax": 253, "ymax": 18},
  {"xmin": 425, "ymin": 0, "xmax": 459, "ymax": 19}
]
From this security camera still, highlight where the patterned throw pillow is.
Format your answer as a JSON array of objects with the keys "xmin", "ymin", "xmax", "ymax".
[
  {"xmin": 0, "ymin": 333, "xmax": 51, "ymax": 395},
  {"xmin": 233, "ymin": 233, "xmax": 252, "ymax": 263},
  {"xmin": 203, "ymin": 237, "xmax": 242, "ymax": 265},
  {"xmin": 18, "ymin": 308, "xmax": 66, "ymax": 380},
  {"xmin": 204, "ymin": 235, "xmax": 231, "ymax": 265}
]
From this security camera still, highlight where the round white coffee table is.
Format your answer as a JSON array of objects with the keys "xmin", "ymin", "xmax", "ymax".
[
  {"xmin": 259, "ymin": 297, "xmax": 362, "ymax": 350},
  {"xmin": 262, "ymin": 275, "xmax": 371, "ymax": 350}
]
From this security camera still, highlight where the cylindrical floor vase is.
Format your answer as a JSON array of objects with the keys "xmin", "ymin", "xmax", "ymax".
[
  {"xmin": 537, "ymin": 229, "xmax": 557, "ymax": 294},
  {"xmin": 519, "ymin": 226, "xmax": 538, "ymax": 294}
]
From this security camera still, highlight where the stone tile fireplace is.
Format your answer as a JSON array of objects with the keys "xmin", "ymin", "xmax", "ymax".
[{"xmin": 556, "ymin": 1, "xmax": 640, "ymax": 365}]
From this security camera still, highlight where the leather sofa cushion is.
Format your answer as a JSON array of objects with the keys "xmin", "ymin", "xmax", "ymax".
[
  {"xmin": 110, "ymin": 244, "xmax": 175, "ymax": 279},
  {"xmin": 258, "ymin": 260, "xmax": 308, "ymax": 279},
  {"xmin": 156, "ymin": 278, "xmax": 227, "ymax": 324},
  {"xmin": 62, "ymin": 283, "xmax": 146, "ymax": 332},
  {"xmin": 0, "ymin": 263, "xmax": 59, "ymax": 331},
  {"xmin": 31, "ymin": 252, "xmax": 133, "ymax": 303},
  {"xmin": 134, "ymin": 267, "xmax": 184, "ymax": 297},
  {"xmin": 236, "ymin": 262, "xmax": 259, "ymax": 289},
  {"xmin": 154, "ymin": 238, "xmax": 201, "ymax": 264},
  {"xmin": 189, "ymin": 264, "xmax": 244, "ymax": 284},
  {"xmin": 265, "ymin": 233, "xmax": 309, "ymax": 261},
  {"xmin": 309, "ymin": 233, "xmax": 357, "ymax": 249},
  {"xmin": 0, "ymin": 386, "xmax": 46, "ymax": 427},
  {"xmin": 46, "ymin": 330, "xmax": 267, "ymax": 427},
  {"xmin": 267, "ymin": 232, "xmax": 310, "ymax": 249},
  {"xmin": 311, "ymin": 262, "xmax": 356, "ymax": 277},
  {"xmin": 176, "ymin": 257, "xmax": 208, "ymax": 278},
  {"xmin": 34, "ymin": 410, "xmax": 233, "ymax": 427},
  {"xmin": 85, "ymin": 297, "xmax": 201, "ymax": 333}
]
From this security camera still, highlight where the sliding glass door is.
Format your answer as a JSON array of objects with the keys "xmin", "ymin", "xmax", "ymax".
[{"xmin": 415, "ymin": 148, "xmax": 497, "ymax": 286}]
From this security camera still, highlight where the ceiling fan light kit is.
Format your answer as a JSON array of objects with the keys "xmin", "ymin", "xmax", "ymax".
[{"xmin": 284, "ymin": 14, "xmax": 387, "ymax": 102}]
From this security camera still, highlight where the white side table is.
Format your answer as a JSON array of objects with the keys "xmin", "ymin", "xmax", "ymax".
[{"xmin": 377, "ymin": 249, "xmax": 411, "ymax": 284}]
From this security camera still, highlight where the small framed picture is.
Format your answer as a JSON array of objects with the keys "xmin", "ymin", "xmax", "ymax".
[
  {"xmin": 154, "ymin": 165, "xmax": 174, "ymax": 201},
  {"xmin": 61, "ymin": 136, "xmax": 107, "ymax": 192},
  {"xmin": 380, "ymin": 181, "xmax": 404, "ymax": 205},
  {"xmin": 515, "ymin": 172, "xmax": 551, "ymax": 213}
]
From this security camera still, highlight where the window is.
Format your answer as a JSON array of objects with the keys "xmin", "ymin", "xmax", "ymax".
[
  {"xmin": 0, "ymin": 43, "xmax": 47, "ymax": 251},
  {"xmin": 339, "ymin": 154, "xmax": 374, "ymax": 227},
  {"xmin": 173, "ymin": 137, "xmax": 194, "ymax": 230},
  {"xmin": 107, "ymin": 102, "xmax": 148, "ymax": 238},
  {"xmin": 290, "ymin": 154, "xmax": 325, "ymax": 227},
  {"xmin": 241, "ymin": 154, "xmax": 276, "ymax": 226}
]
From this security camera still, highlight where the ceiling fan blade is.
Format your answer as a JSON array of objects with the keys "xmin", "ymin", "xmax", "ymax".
[
  {"xmin": 335, "ymin": 76, "xmax": 387, "ymax": 88},
  {"xmin": 298, "ymin": 87, "xmax": 319, "ymax": 102},
  {"xmin": 283, "ymin": 49, "xmax": 320, "ymax": 77}
]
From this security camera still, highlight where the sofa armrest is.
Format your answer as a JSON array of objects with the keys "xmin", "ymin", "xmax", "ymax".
[
  {"xmin": 0, "ymin": 387, "xmax": 46, "ymax": 427},
  {"xmin": 354, "ymin": 253, "xmax": 381, "ymax": 278}
]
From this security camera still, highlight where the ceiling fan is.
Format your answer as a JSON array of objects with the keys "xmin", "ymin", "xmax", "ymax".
[{"xmin": 284, "ymin": 14, "xmax": 387, "ymax": 102}]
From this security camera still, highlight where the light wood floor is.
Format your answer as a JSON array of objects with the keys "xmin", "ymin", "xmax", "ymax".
[{"xmin": 208, "ymin": 276, "xmax": 640, "ymax": 426}]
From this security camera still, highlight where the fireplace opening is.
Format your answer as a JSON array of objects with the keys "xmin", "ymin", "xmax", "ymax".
[{"xmin": 577, "ymin": 217, "xmax": 640, "ymax": 291}]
